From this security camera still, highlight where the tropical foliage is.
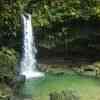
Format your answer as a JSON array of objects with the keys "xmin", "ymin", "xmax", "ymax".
[
  {"xmin": 0, "ymin": 0, "xmax": 100, "ymax": 79},
  {"xmin": 0, "ymin": 0, "xmax": 100, "ymax": 49},
  {"xmin": 0, "ymin": 47, "xmax": 17, "ymax": 80}
]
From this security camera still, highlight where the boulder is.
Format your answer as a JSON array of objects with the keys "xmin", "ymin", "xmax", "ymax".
[{"xmin": 8, "ymin": 75, "xmax": 25, "ymax": 92}]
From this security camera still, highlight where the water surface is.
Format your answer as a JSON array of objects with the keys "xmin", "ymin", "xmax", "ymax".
[{"xmin": 21, "ymin": 73, "xmax": 100, "ymax": 100}]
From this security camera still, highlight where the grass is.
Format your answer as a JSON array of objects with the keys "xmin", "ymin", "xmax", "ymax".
[{"xmin": 21, "ymin": 71, "xmax": 100, "ymax": 100}]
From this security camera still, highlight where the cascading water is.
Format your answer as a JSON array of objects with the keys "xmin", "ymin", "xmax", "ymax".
[{"xmin": 20, "ymin": 14, "xmax": 44, "ymax": 79}]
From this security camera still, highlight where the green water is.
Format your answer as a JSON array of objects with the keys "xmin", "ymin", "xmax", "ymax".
[{"xmin": 21, "ymin": 73, "xmax": 100, "ymax": 100}]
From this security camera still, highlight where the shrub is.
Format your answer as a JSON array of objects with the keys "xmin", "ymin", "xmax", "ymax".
[{"xmin": 0, "ymin": 47, "xmax": 18, "ymax": 81}]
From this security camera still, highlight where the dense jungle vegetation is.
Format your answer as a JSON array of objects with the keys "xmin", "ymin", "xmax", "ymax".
[
  {"xmin": 0, "ymin": 0, "xmax": 100, "ymax": 78},
  {"xmin": 1, "ymin": 0, "xmax": 100, "ymax": 99},
  {"xmin": 1, "ymin": 0, "xmax": 100, "ymax": 56}
]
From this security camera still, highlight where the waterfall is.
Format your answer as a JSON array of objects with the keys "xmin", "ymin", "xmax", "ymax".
[{"xmin": 20, "ymin": 14, "xmax": 44, "ymax": 79}]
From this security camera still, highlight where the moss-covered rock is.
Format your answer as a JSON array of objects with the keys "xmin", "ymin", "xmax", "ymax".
[
  {"xmin": 0, "ymin": 83, "xmax": 12, "ymax": 100},
  {"xmin": 49, "ymin": 89, "xmax": 80, "ymax": 100}
]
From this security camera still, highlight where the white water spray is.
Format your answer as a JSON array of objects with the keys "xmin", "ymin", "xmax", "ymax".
[{"xmin": 20, "ymin": 14, "xmax": 44, "ymax": 79}]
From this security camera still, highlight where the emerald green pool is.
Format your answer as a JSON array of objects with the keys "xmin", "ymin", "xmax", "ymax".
[{"xmin": 21, "ymin": 73, "xmax": 100, "ymax": 100}]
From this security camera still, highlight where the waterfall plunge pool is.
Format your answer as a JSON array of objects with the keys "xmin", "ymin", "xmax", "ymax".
[{"xmin": 20, "ymin": 73, "xmax": 100, "ymax": 100}]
